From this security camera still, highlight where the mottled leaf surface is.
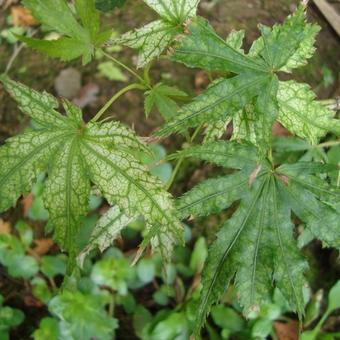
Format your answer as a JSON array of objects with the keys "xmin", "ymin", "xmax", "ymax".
[
  {"xmin": 0, "ymin": 76, "xmax": 182, "ymax": 266},
  {"xmin": 22, "ymin": 0, "xmax": 111, "ymax": 64},
  {"xmin": 175, "ymin": 141, "xmax": 339, "ymax": 334},
  {"xmin": 277, "ymin": 81, "xmax": 340, "ymax": 143},
  {"xmin": 156, "ymin": 7, "xmax": 338, "ymax": 155},
  {"xmin": 118, "ymin": 0, "xmax": 200, "ymax": 67}
]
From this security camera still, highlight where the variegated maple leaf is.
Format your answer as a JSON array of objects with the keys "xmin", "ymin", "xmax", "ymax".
[
  {"xmin": 0, "ymin": 76, "xmax": 183, "ymax": 267},
  {"xmin": 117, "ymin": 0, "xmax": 200, "ymax": 67}
]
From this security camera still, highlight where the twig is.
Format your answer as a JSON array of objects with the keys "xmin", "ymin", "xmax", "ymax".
[
  {"xmin": 320, "ymin": 98, "xmax": 340, "ymax": 111},
  {"xmin": 5, "ymin": 28, "xmax": 38, "ymax": 74},
  {"xmin": 91, "ymin": 83, "xmax": 147, "ymax": 122}
]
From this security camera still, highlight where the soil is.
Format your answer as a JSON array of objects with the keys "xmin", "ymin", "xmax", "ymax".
[{"xmin": 0, "ymin": 0, "xmax": 339, "ymax": 339}]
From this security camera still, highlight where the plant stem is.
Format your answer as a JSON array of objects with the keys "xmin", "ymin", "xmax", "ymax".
[
  {"xmin": 309, "ymin": 310, "xmax": 330, "ymax": 339},
  {"xmin": 143, "ymin": 62, "xmax": 152, "ymax": 87},
  {"xmin": 166, "ymin": 125, "xmax": 202, "ymax": 190},
  {"xmin": 92, "ymin": 83, "xmax": 146, "ymax": 122},
  {"xmin": 102, "ymin": 50, "xmax": 148, "ymax": 86},
  {"xmin": 108, "ymin": 295, "xmax": 115, "ymax": 317},
  {"xmin": 5, "ymin": 28, "xmax": 38, "ymax": 74},
  {"xmin": 319, "ymin": 98, "xmax": 340, "ymax": 111},
  {"xmin": 316, "ymin": 139, "xmax": 340, "ymax": 148}
]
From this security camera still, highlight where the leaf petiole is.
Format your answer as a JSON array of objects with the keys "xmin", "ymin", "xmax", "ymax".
[
  {"xmin": 92, "ymin": 83, "xmax": 147, "ymax": 122},
  {"xmin": 166, "ymin": 124, "xmax": 203, "ymax": 190},
  {"xmin": 101, "ymin": 50, "xmax": 149, "ymax": 86}
]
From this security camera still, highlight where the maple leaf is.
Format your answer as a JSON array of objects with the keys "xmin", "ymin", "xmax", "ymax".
[
  {"xmin": 0, "ymin": 76, "xmax": 183, "ymax": 267},
  {"xmin": 172, "ymin": 141, "xmax": 340, "ymax": 335},
  {"xmin": 144, "ymin": 83, "xmax": 188, "ymax": 120},
  {"xmin": 117, "ymin": 0, "xmax": 200, "ymax": 68},
  {"xmin": 156, "ymin": 7, "xmax": 339, "ymax": 154},
  {"xmin": 20, "ymin": 0, "xmax": 112, "ymax": 64}
]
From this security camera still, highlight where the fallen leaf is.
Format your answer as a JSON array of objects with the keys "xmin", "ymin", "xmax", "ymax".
[
  {"xmin": 54, "ymin": 68, "xmax": 82, "ymax": 99},
  {"xmin": 24, "ymin": 295, "xmax": 44, "ymax": 307},
  {"xmin": 0, "ymin": 219, "xmax": 11, "ymax": 234},
  {"xmin": 33, "ymin": 239, "xmax": 54, "ymax": 256},
  {"xmin": 272, "ymin": 121, "xmax": 291, "ymax": 136},
  {"xmin": 22, "ymin": 193, "xmax": 33, "ymax": 216},
  {"xmin": 195, "ymin": 71, "xmax": 209, "ymax": 91},
  {"xmin": 274, "ymin": 320, "xmax": 299, "ymax": 340},
  {"xmin": 11, "ymin": 6, "xmax": 37, "ymax": 26},
  {"xmin": 1, "ymin": 0, "xmax": 19, "ymax": 9},
  {"xmin": 73, "ymin": 83, "xmax": 100, "ymax": 109}
]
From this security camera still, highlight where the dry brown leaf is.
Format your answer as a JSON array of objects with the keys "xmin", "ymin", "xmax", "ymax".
[
  {"xmin": 24, "ymin": 295, "xmax": 44, "ymax": 307},
  {"xmin": 272, "ymin": 121, "xmax": 291, "ymax": 137},
  {"xmin": 0, "ymin": 219, "xmax": 11, "ymax": 234},
  {"xmin": 273, "ymin": 320, "xmax": 299, "ymax": 340},
  {"xmin": 1, "ymin": 0, "xmax": 19, "ymax": 9},
  {"xmin": 73, "ymin": 83, "xmax": 100, "ymax": 109},
  {"xmin": 21, "ymin": 193, "xmax": 33, "ymax": 217},
  {"xmin": 11, "ymin": 6, "xmax": 37, "ymax": 27},
  {"xmin": 194, "ymin": 71, "xmax": 209, "ymax": 91},
  {"xmin": 33, "ymin": 238, "xmax": 54, "ymax": 255}
]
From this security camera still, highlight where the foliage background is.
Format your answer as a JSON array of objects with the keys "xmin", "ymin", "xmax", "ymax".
[{"xmin": 0, "ymin": 0, "xmax": 339, "ymax": 339}]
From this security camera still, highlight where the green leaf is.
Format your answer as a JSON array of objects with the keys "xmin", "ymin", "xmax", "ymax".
[
  {"xmin": 176, "ymin": 142, "xmax": 336, "ymax": 334},
  {"xmin": 278, "ymin": 163, "xmax": 340, "ymax": 249},
  {"xmin": 249, "ymin": 6, "xmax": 320, "ymax": 72},
  {"xmin": 327, "ymin": 281, "xmax": 340, "ymax": 313},
  {"xmin": 44, "ymin": 137, "xmax": 91, "ymax": 259},
  {"xmin": 232, "ymin": 75, "xmax": 279, "ymax": 155},
  {"xmin": 144, "ymin": 0, "xmax": 199, "ymax": 21},
  {"xmin": 90, "ymin": 257, "xmax": 134, "ymax": 294},
  {"xmin": 195, "ymin": 176, "xmax": 307, "ymax": 333},
  {"xmin": 189, "ymin": 237, "xmax": 208, "ymax": 273},
  {"xmin": 169, "ymin": 140, "xmax": 258, "ymax": 168},
  {"xmin": 40, "ymin": 255, "xmax": 67, "ymax": 278},
  {"xmin": 172, "ymin": 17, "xmax": 267, "ymax": 74},
  {"xmin": 0, "ymin": 76, "xmax": 183, "ymax": 267},
  {"xmin": 252, "ymin": 319, "xmax": 273, "ymax": 338},
  {"xmin": 78, "ymin": 206, "xmax": 135, "ymax": 266},
  {"xmin": 0, "ymin": 304, "xmax": 25, "ymax": 333},
  {"xmin": 250, "ymin": 6, "xmax": 319, "ymax": 71},
  {"xmin": 178, "ymin": 170, "xmax": 252, "ymax": 219},
  {"xmin": 277, "ymin": 81, "xmax": 340, "ymax": 144},
  {"xmin": 9, "ymin": 255, "xmax": 39, "ymax": 279},
  {"xmin": 33, "ymin": 317, "xmax": 60, "ymax": 340},
  {"xmin": 137, "ymin": 258, "xmax": 156, "ymax": 283},
  {"xmin": 327, "ymin": 146, "xmax": 340, "ymax": 186},
  {"xmin": 22, "ymin": 0, "xmax": 111, "ymax": 64},
  {"xmin": 149, "ymin": 312, "xmax": 189, "ymax": 340},
  {"xmin": 144, "ymin": 83, "xmax": 187, "ymax": 120},
  {"xmin": 157, "ymin": 7, "xmax": 323, "ymax": 152},
  {"xmin": 119, "ymin": 20, "xmax": 180, "ymax": 68},
  {"xmin": 48, "ymin": 290, "xmax": 118, "ymax": 340},
  {"xmin": 157, "ymin": 73, "xmax": 270, "ymax": 136},
  {"xmin": 211, "ymin": 305, "xmax": 245, "ymax": 333},
  {"xmin": 133, "ymin": 305, "xmax": 153, "ymax": 338},
  {"xmin": 81, "ymin": 141, "xmax": 183, "ymax": 260},
  {"xmin": 117, "ymin": 0, "xmax": 200, "ymax": 67},
  {"xmin": 98, "ymin": 61, "xmax": 128, "ymax": 82},
  {"xmin": 15, "ymin": 220, "xmax": 33, "ymax": 248},
  {"xmin": 31, "ymin": 277, "xmax": 53, "ymax": 303},
  {"xmin": 225, "ymin": 29, "xmax": 245, "ymax": 52},
  {"xmin": 95, "ymin": 0, "xmax": 126, "ymax": 12}
]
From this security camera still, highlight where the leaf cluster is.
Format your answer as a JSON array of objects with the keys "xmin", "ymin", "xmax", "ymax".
[
  {"xmin": 19, "ymin": 0, "xmax": 112, "ymax": 64},
  {"xmin": 156, "ymin": 7, "xmax": 340, "ymax": 154},
  {"xmin": 0, "ymin": 76, "xmax": 183, "ymax": 268}
]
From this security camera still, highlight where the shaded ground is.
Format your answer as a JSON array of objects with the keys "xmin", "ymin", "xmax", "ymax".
[
  {"xmin": 0, "ymin": 0, "xmax": 340, "ymax": 339},
  {"xmin": 1, "ymin": 0, "xmax": 339, "ymax": 142}
]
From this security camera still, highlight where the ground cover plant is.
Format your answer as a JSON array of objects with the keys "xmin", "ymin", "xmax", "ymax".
[{"xmin": 0, "ymin": 0, "xmax": 339, "ymax": 338}]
